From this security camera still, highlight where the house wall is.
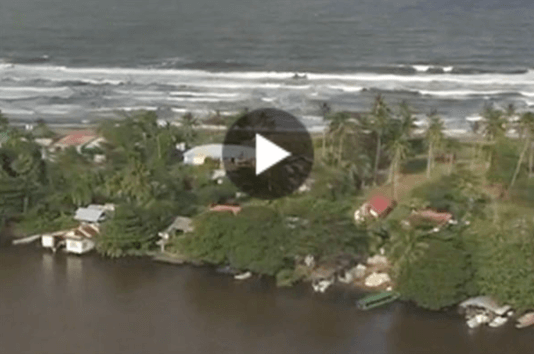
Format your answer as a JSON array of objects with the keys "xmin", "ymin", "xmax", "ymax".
[
  {"xmin": 42, "ymin": 235, "xmax": 55, "ymax": 248},
  {"xmin": 66, "ymin": 239, "xmax": 95, "ymax": 254}
]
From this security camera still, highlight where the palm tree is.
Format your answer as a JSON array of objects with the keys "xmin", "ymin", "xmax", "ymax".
[
  {"xmin": 325, "ymin": 112, "xmax": 357, "ymax": 166},
  {"xmin": 468, "ymin": 119, "xmax": 482, "ymax": 170},
  {"xmin": 509, "ymin": 112, "xmax": 534, "ymax": 189},
  {"xmin": 368, "ymin": 95, "xmax": 391, "ymax": 185},
  {"xmin": 481, "ymin": 105, "xmax": 507, "ymax": 169},
  {"xmin": 388, "ymin": 221, "xmax": 430, "ymax": 275},
  {"xmin": 0, "ymin": 111, "xmax": 9, "ymax": 132},
  {"xmin": 443, "ymin": 138, "xmax": 460, "ymax": 175},
  {"xmin": 387, "ymin": 132, "xmax": 410, "ymax": 200},
  {"xmin": 181, "ymin": 112, "xmax": 198, "ymax": 148},
  {"xmin": 398, "ymin": 101, "xmax": 417, "ymax": 138},
  {"xmin": 320, "ymin": 102, "xmax": 331, "ymax": 159},
  {"xmin": 425, "ymin": 112, "xmax": 445, "ymax": 179}
]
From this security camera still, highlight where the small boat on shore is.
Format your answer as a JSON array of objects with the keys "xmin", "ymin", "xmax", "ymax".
[
  {"xmin": 356, "ymin": 291, "xmax": 400, "ymax": 310},
  {"xmin": 516, "ymin": 312, "xmax": 534, "ymax": 329},
  {"xmin": 234, "ymin": 271, "xmax": 252, "ymax": 280}
]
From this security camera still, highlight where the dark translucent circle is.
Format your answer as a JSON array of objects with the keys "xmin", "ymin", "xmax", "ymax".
[{"xmin": 223, "ymin": 108, "xmax": 314, "ymax": 200}]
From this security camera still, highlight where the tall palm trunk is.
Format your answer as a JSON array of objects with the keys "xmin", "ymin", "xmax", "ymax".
[
  {"xmin": 510, "ymin": 138, "xmax": 530, "ymax": 190},
  {"xmin": 529, "ymin": 142, "xmax": 533, "ymax": 178},
  {"xmin": 392, "ymin": 158, "xmax": 399, "ymax": 201},
  {"xmin": 322, "ymin": 130, "xmax": 326, "ymax": 159},
  {"xmin": 373, "ymin": 134, "xmax": 381, "ymax": 185},
  {"xmin": 337, "ymin": 132, "xmax": 345, "ymax": 166},
  {"xmin": 426, "ymin": 143, "xmax": 433, "ymax": 179}
]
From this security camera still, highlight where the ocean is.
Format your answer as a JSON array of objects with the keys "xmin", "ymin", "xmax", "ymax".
[{"xmin": 2, "ymin": 0, "xmax": 534, "ymax": 131}]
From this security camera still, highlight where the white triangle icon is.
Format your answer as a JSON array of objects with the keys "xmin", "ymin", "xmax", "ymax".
[{"xmin": 255, "ymin": 134, "xmax": 291, "ymax": 175}]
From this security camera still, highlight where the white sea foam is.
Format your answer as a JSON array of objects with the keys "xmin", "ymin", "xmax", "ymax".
[
  {"xmin": 0, "ymin": 86, "xmax": 72, "ymax": 99},
  {"xmin": 162, "ymin": 96, "xmax": 242, "ymax": 103},
  {"xmin": 169, "ymin": 91, "xmax": 240, "ymax": 98},
  {"xmin": 33, "ymin": 104, "xmax": 83, "ymax": 114},
  {"xmin": 0, "ymin": 108, "xmax": 35, "ymax": 116},
  {"xmin": 418, "ymin": 89, "xmax": 514, "ymax": 97},
  {"xmin": 413, "ymin": 65, "xmax": 431, "ymax": 72},
  {"xmin": 326, "ymin": 85, "xmax": 364, "ymax": 92}
]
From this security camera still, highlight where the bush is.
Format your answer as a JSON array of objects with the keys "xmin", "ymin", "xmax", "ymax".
[
  {"xmin": 96, "ymin": 203, "xmax": 173, "ymax": 257},
  {"xmin": 487, "ymin": 138, "xmax": 520, "ymax": 185},
  {"xmin": 178, "ymin": 206, "xmax": 292, "ymax": 276},
  {"xmin": 395, "ymin": 237, "xmax": 476, "ymax": 310},
  {"xmin": 468, "ymin": 210, "xmax": 534, "ymax": 311}
]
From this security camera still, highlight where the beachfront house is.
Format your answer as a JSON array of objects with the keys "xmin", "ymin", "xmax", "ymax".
[
  {"xmin": 157, "ymin": 216, "xmax": 194, "ymax": 252},
  {"xmin": 65, "ymin": 223, "xmax": 99, "ymax": 254},
  {"xmin": 183, "ymin": 144, "xmax": 255, "ymax": 166},
  {"xmin": 354, "ymin": 195, "xmax": 395, "ymax": 223}
]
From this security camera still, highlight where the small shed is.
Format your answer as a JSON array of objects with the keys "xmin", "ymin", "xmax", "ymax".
[{"xmin": 157, "ymin": 216, "xmax": 194, "ymax": 252}]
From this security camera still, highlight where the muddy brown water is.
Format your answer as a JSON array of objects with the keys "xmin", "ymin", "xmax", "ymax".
[{"xmin": 1, "ymin": 246, "xmax": 533, "ymax": 354}]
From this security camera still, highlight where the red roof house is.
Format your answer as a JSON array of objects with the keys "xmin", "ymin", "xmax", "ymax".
[
  {"xmin": 52, "ymin": 131, "xmax": 98, "ymax": 151},
  {"xmin": 209, "ymin": 204, "xmax": 242, "ymax": 215},
  {"xmin": 408, "ymin": 209, "xmax": 453, "ymax": 227},
  {"xmin": 354, "ymin": 194, "xmax": 395, "ymax": 223}
]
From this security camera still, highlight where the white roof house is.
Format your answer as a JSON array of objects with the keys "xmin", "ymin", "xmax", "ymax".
[
  {"xmin": 74, "ymin": 207, "xmax": 107, "ymax": 223},
  {"xmin": 183, "ymin": 144, "xmax": 255, "ymax": 165}
]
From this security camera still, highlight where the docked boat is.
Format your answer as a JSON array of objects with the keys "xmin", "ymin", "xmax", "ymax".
[
  {"xmin": 488, "ymin": 316, "xmax": 508, "ymax": 328},
  {"xmin": 234, "ymin": 271, "xmax": 252, "ymax": 280},
  {"xmin": 516, "ymin": 312, "xmax": 534, "ymax": 329},
  {"xmin": 356, "ymin": 291, "xmax": 400, "ymax": 310}
]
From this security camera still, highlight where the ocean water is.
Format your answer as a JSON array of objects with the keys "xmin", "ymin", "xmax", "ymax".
[{"xmin": 2, "ymin": 0, "xmax": 534, "ymax": 130}]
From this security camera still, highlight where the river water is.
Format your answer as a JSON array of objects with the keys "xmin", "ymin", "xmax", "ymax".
[{"xmin": 1, "ymin": 246, "xmax": 533, "ymax": 354}]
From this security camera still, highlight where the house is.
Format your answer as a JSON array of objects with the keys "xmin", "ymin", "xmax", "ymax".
[
  {"xmin": 41, "ymin": 230, "xmax": 70, "ymax": 251},
  {"xmin": 64, "ymin": 223, "xmax": 99, "ymax": 254},
  {"xmin": 209, "ymin": 204, "xmax": 242, "ymax": 215},
  {"xmin": 183, "ymin": 144, "xmax": 255, "ymax": 165},
  {"xmin": 50, "ymin": 131, "xmax": 100, "ymax": 153},
  {"xmin": 74, "ymin": 204, "xmax": 114, "ymax": 224},
  {"xmin": 157, "ymin": 216, "xmax": 194, "ymax": 252},
  {"xmin": 406, "ymin": 209, "xmax": 454, "ymax": 230},
  {"xmin": 354, "ymin": 195, "xmax": 395, "ymax": 223}
]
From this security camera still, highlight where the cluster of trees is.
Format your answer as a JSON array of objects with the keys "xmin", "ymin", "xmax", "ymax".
[
  {"xmin": 320, "ymin": 97, "xmax": 451, "ymax": 200},
  {"xmin": 0, "ymin": 110, "xmax": 219, "ymax": 254}
]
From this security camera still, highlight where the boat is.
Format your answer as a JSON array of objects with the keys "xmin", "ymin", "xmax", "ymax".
[
  {"xmin": 234, "ymin": 271, "xmax": 252, "ymax": 280},
  {"xmin": 488, "ymin": 316, "xmax": 508, "ymax": 328},
  {"xmin": 356, "ymin": 291, "xmax": 400, "ymax": 310},
  {"xmin": 516, "ymin": 312, "xmax": 534, "ymax": 329},
  {"xmin": 216, "ymin": 265, "xmax": 240, "ymax": 275}
]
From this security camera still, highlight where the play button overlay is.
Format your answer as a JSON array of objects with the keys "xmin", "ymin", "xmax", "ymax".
[
  {"xmin": 255, "ymin": 134, "xmax": 291, "ymax": 175},
  {"xmin": 223, "ymin": 108, "xmax": 314, "ymax": 200}
]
